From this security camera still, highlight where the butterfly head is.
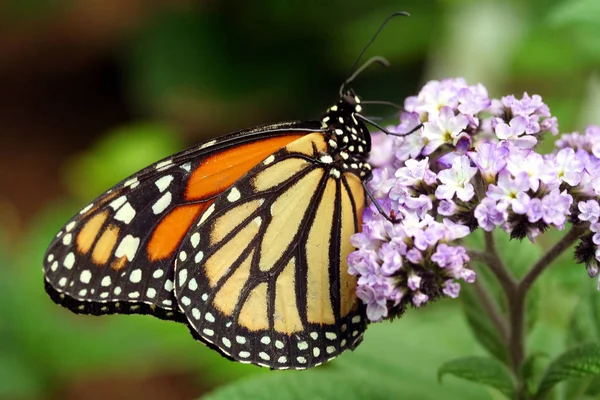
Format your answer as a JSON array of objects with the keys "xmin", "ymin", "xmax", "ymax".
[{"xmin": 321, "ymin": 89, "xmax": 371, "ymax": 154}]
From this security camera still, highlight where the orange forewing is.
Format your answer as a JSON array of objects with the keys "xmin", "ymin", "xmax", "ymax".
[{"xmin": 185, "ymin": 135, "xmax": 304, "ymax": 200}]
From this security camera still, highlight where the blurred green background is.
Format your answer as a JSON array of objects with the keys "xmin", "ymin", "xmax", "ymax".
[{"xmin": 1, "ymin": 0, "xmax": 600, "ymax": 399}]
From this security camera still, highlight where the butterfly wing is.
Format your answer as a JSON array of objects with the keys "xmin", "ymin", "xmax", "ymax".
[
  {"xmin": 43, "ymin": 122, "xmax": 316, "ymax": 321},
  {"xmin": 174, "ymin": 133, "xmax": 368, "ymax": 369}
]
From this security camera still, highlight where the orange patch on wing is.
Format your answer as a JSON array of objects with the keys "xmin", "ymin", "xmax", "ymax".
[
  {"xmin": 111, "ymin": 256, "xmax": 128, "ymax": 271},
  {"xmin": 147, "ymin": 203, "xmax": 209, "ymax": 261},
  {"xmin": 77, "ymin": 211, "xmax": 109, "ymax": 254},
  {"xmin": 185, "ymin": 135, "xmax": 304, "ymax": 201},
  {"xmin": 91, "ymin": 224, "xmax": 120, "ymax": 265}
]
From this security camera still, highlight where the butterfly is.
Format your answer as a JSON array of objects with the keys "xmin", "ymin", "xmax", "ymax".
[{"xmin": 42, "ymin": 12, "xmax": 415, "ymax": 370}]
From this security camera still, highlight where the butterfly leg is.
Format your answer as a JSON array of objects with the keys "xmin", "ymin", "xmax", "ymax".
[
  {"xmin": 361, "ymin": 180, "xmax": 400, "ymax": 223},
  {"xmin": 355, "ymin": 114, "xmax": 423, "ymax": 138}
]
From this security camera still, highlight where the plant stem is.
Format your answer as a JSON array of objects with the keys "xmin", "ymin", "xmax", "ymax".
[
  {"xmin": 483, "ymin": 231, "xmax": 518, "ymax": 297},
  {"xmin": 503, "ymin": 225, "xmax": 585, "ymax": 398},
  {"xmin": 472, "ymin": 277, "xmax": 508, "ymax": 344}
]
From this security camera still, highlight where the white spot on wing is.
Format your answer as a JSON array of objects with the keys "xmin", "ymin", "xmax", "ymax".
[
  {"xmin": 190, "ymin": 232, "xmax": 200, "ymax": 248},
  {"xmin": 263, "ymin": 155, "xmax": 275, "ymax": 165},
  {"xmin": 62, "ymin": 233, "xmax": 72, "ymax": 246},
  {"xmin": 192, "ymin": 308, "xmax": 201, "ymax": 320},
  {"xmin": 66, "ymin": 221, "xmax": 76, "ymax": 232},
  {"xmin": 152, "ymin": 269, "xmax": 163, "ymax": 279},
  {"xmin": 123, "ymin": 177, "xmax": 139, "ymax": 188},
  {"xmin": 200, "ymin": 139, "xmax": 217, "ymax": 149},
  {"xmin": 63, "ymin": 252, "xmax": 75, "ymax": 269},
  {"xmin": 181, "ymin": 162, "xmax": 192, "ymax": 172},
  {"xmin": 101, "ymin": 276, "xmax": 111, "ymax": 286},
  {"xmin": 198, "ymin": 203, "xmax": 215, "ymax": 225},
  {"xmin": 227, "ymin": 187, "xmax": 241, "ymax": 202},
  {"xmin": 319, "ymin": 155, "xmax": 333, "ymax": 164},
  {"xmin": 297, "ymin": 341, "xmax": 308, "ymax": 350},
  {"xmin": 79, "ymin": 203, "xmax": 93, "ymax": 214},
  {"xmin": 80, "ymin": 270, "xmax": 91, "ymax": 284},
  {"xmin": 115, "ymin": 235, "xmax": 140, "ymax": 261},
  {"xmin": 178, "ymin": 268, "xmax": 188, "ymax": 287},
  {"xmin": 155, "ymin": 175, "xmax": 174, "ymax": 192},
  {"xmin": 130, "ymin": 269, "xmax": 142, "ymax": 283},
  {"xmin": 114, "ymin": 202, "xmax": 136, "ymax": 224},
  {"xmin": 146, "ymin": 288, "xmax": 156, "ymax": 298},
  {"xmin": 152, "ymin": 192, "xmax": 172, "ymax": 214},
  {"xmin": 109, "ymin": 196, "xmax": 127, "ymax": 210},
  {"xmin": 156, "ymin": 160, "xmax": 173, "ymax": 171}
]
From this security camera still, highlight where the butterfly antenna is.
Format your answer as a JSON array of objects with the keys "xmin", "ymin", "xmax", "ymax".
[
  {"xmin": 339, "ymin": 56, "xmax": 390, "ymax": 96},
  {"xmin": 339, "ymin": 11, "xmax": 410, "ymax": 95}
]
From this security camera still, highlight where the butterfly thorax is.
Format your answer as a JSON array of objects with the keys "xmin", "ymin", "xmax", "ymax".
[{"xmin": 320, "ymin": 89, "xmax": 372, "ymax": 179}]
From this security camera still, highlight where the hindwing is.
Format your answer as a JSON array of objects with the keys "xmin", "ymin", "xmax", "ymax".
[{"xmin": 174, "ymin": 133, "xmax": 368, "ymax": 369}]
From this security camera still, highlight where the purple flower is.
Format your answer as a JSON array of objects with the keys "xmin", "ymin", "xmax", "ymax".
[
  {"xmin": 406, "ymin": 248, "xmax": 423, "ymax": 264},
  {"xmin": 555, "ymin": 148, "xmax": 584, "ymax": 186},
  {"xmin": 540, "ymin": 189, "xmax": 573, "ymax": 227},
  {"xmin": 407, "ymin": 273, "xmax": 422, "ymax": 291},
  {"xmin": 395, "ymin": 158, "xmax": 437, "ymax": 186},
  {"xmin": 541, "ymin": 116, "xmax": 559, "ymax": 135},
  {"xmin": 495, "ymin": 116, "xmax": 537, "ymax": 148},
  {"xmin": 435, "ymin": 155, "xmax": 478, "ymax": 201},
  {"xmin": 468, "ymin": 142, "xmax": 508, "ymax": 182},
  {"xmin": 422, "ymin": 106, "xmax": 469, "ymax": 155},
  {"xmin": 443, "ymin": 280, "xmax": 461, "ymax": 298},
  {"xmin": 432, "ymin": 244, "xmax": 461, "ymax": 269},
  {"xmin": 368, "ymin": 167, "xmax": 396, "ymax": 198},
  {"xmin": 506, "ymin": 151, "xmax": 556, "ymax": 192},
  {"xmin": 487, "ymin": 170, "xmax": 531, "ymax": 212},
  {"xmin": 457, "ymin": 84, "xmax": 491, "ymax": 116},
  {"xmin": 474, "ymin": 197, "xmax": 505, "ymax": 231},
  {"xmin": 356, "ymin": 285, "xmax": 389, "ymax": 321},
  {"xmin": 412, "ymin": 292, "xmax": 429, "ymax": 307},
  {"xmin": 511, "ymin": 192, "xmax": 531, "ymax": 215},
  {"xmin": 378, "ymin": 242, "xmax": 403, "ymax": 275},
  {"xmin": 438, "ymin": 199, "xmax": 457, "ymax": 216},
  {"xmin": 527, "ymin": 198, "xmax": 544, "ymax": 223},
  {"xmin": 578, "ymin": 200, "xmax": 600, "ymax": 223},
  {"xmin": 503, "ymin": 92, "xmax": 549, "ymax": 117}
]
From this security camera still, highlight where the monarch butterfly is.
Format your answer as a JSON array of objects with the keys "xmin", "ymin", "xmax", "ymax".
[{"xmin": 42, "ymin": 12, "xmax": 415, "ymax": 370}]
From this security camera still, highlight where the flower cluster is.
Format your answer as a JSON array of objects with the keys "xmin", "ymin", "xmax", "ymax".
[{"xmin": 350, "ymin": 77, "xmax": 600, "ymax": 322}]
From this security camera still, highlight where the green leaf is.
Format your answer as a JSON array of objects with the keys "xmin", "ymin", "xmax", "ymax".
[
  {"xmin": 522, "ymin": 352, "xmax": 548, "ymax": 396},
  {"xmin": 537, "ymin": 343, "xmax": 600, "ymax": 395},
  {"xmin": 438, "ymin": 356, "xmax": 515, "ymax": 398}
]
